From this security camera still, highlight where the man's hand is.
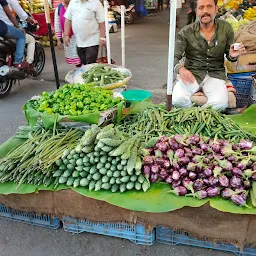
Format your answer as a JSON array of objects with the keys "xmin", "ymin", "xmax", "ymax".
[
  {"xmin": 229, "ymin": 43, "xmax": 246, "ymax": 58},
  {"xmin": 57, "ymin": 39, "xmax": 64, "ymax": 50},
  {"xmin": 100, "ymin": 37, "xmax": 106, "ymax": 46},
  {"xmin": 64, "ymin": 35, "xmax": 70, "ymax": 47},
  {"xmin": 19, "ymin": 27, "xmax": 26, "ymax": 34},
  {"xmin": 178, "ymin": 66, "xmax": 196, "ymax": 84}
]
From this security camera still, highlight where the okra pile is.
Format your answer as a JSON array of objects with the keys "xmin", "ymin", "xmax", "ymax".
[
  {"xmin": 82, "ymin": 64, "xmax": 128, "ymax": 86},
  {"xmin": 53, "ymin": 124, "xmax": 150, "ymax": 192},
  {"xmin": 118, "ymin": 106, "xmax": 256, "ymax": 143},
  {"xmin": 142, "ymin": 134, "xmax": 256, "ymax": 207}
]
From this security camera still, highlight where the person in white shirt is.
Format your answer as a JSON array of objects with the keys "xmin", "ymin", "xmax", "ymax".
[
  {"xmin": 0, "ymin": 0, "xmax": 37, "ymax": 68},
  {"xmin": 64, "ymin": 0, "xmax": 106, "ymax": 65}
]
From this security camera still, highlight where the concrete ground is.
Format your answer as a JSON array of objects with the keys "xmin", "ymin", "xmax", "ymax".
[{"xmin": 0, "ymin": 7, "xmax": 233, "ymax": 256}]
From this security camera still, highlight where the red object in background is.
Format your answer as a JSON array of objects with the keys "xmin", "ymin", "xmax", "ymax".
[
  {"xmin": 32, "ymin": 11, "xmax": 55, "ymax": 36},
  {"xmin": 52, "ymin": 0, "xmax": 62, "ymax": 8}
]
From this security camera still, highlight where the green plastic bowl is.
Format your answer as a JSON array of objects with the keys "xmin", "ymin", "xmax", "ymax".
[{"xmin": 121, "ymin": 90, "xmax": 152, "ymax": 104}]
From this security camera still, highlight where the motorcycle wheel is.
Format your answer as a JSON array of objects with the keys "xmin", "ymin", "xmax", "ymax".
[
  {"xmin": 0, "ymin": 78, "xmax": 12, "ymax": 99},
  {"xmin": 125, "ymin": 12, "xmax": 134, "ymax": 24},
  {"xmin": 33, "ymin": 43, "xmax": 45, "ymax": 76}
]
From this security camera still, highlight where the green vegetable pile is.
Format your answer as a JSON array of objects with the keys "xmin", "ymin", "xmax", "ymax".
[
  {"xmin": 118, "ymin": 105, "xmax": 256, "ymax": 143},
  {"xmin": 33, "ymin": 84, "xmax": 122, "ymax": 116},
  {"xmin": 82, "ymin": 65, "xmax": 128, "ymax": 86},
  {"xmin": 53, "ymin": 124, "xmax": 150, "ymax": 192},
  {"xmin": 0, "ymin": 128, "xmax": 81, "ymax": 187}
]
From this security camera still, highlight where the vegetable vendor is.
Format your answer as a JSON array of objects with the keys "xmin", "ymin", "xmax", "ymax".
[{"xmin": 172, "ymin": 0, "xmax": 246, "ymax": 110}]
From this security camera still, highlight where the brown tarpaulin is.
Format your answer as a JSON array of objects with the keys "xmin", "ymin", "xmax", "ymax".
[{"xmin": 0, "ymin": 189, "xmax": 255, "ymax": 249}]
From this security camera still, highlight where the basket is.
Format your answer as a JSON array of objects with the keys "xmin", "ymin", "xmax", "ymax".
[
  {"xmin": 228, "ymin": 72, "xmax": 254, "ymax": 108},
  {"xmin": 156, "ymin": 226, "xmax": 256, "ymax": 256},
  {"xmin": 0, "ymin": 204, "xmax": 60, "ymax": 229},
  {"xmin": 62, "ymin": 216, "xmax": 155, "ymax": 245},
  {"xmin": 65, "ymin": 63, "xmax": 132, "ymax": 90}
]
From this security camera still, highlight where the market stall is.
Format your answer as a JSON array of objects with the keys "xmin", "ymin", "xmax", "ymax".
[{"xmin": 0, "ymin": 60, "xmax": 255, "ymax": 253}]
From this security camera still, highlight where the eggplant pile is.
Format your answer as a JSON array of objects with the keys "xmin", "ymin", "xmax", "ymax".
[{"xmin": 142, "ymin": 135, "xmax": 256, "ymax": 207}]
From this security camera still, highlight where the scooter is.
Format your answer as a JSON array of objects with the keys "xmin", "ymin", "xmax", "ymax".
[
  {"xmin": 0, "ymin": 19, "xmax": 45, "ymax": 98},
  {"xmin": 111, "ymin": 4, "xmax": 136, "ymax": 24}
]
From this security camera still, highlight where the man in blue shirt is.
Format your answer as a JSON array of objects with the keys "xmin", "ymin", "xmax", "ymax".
[{"xmin": 0, "ymin": 0, "xmax": 27, "ymax": 69}]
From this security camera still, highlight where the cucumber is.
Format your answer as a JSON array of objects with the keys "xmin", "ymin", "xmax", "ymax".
[
  {"xmin": 119, "ymin": 183, "xmax": 126, "ymax": 193},
  {"xmin": 89, "ymin": 156, "xmax": 95, "ymax": 164},
  {"xmin": 99, "ymin": 168, "xmax": 107, "ymax": 175},
  {"xmin": 87, "ymin": 174, "xmax": 92, "ymax": 181},
  {"xmin": 135, "ymin": 169, "xmax": 141, "ymax": 176},
  {"xmin": 59, "ymin": 176, "xmax": 67, "ymax": 184},
  {"xmin": 73, "ymin": 154, "xmax": 79, "ymax": 160},
  {"xmin": 89, "ymin": 166, "xmax": 97, "ymax": 174},
  {"xmin": 59, "ymin": 164, "xmax": 66, "ymax": 170},
  {"xmin": 107, "ymin": 157, "xmax": 113, "ymax": 162},
  {"xmin": 135, "ymin": 182, "xmax": 142, "ymax": 191},
  {"xmin": 83, "ymin": 162, "xmax": 91, "ymax": 167},
  {"xmin": 111, "ymin": 159, "xmax": 117, "ymax": 166},
  {"xmin": 96, "ymin": 141, "xmax": 105, "ymax": 149},
  {"xmin": 63, "ymin": 159, "xmax": 69, "ymax": 165},
  {"xmin": 117, "ymin": 164, "xmax": 123, "ymax": 171},
  {"xmin": 92, "ymin": 172, "xmax": 101, "ymax": 181},
  {"xmin": 138, "ymin": 175, "xmax": 145, "ymax": 184},
  {"xmin": 110, "ymin": 166, "xmax": 116, "ymax": 171},
  {"xmin": 94, "ymin": 180, "xmax": 102, "ymax": 191},
  {"xmin": 83, "ymin": 156, "xmax": 90, "ymax": 163},
  {"xmin": 62, "ymin": 149, "xmax": 70, "ymax": 158},
  {"xmin": 56, "ymin": 159, "xmax": 63, "ymax": 167},
  {"xmin": 66, "ymin": 177, "xmax": 75, "ymax": 186},
  {"xmin": 121, "ymin": 159, "xmax": 127, "ymax": 166},
  {"xmin": 115, "ymin": 177, "xmax": 121, "ymax": 184},
  {"xmin": 101, "ymin": 183, "xmax": 111, "ymax": 190},
  {"xmin": 72, "ymin": 171, "xmax": 80, "ymax": 178},
  {"xmin": 142, "ymin": 180, "xmax": 150, "ymax": 192},
  {"xmin": 67, "ymin": 154, "xmax": 72, "ymax": 160},
  {"xmin": 70, "ymin": 149, "xmax": 76, "ymax": 155},
  {"xmin": 102, "ymin": 176, "xmax": 110, "ymax": 183},
  {"xmin": 100, "ymin": 156, "xmax": 107, "ymax": 164},
  {"xmin": 120, "ymin": 176, "xmax": 130, "ymax": 183},
  {"xmin": 121, "ymin": 170, "xmax": 127, "ymax": 176},
  {"xmin": 83, "ymin": 166, "xmax": 90, "ymax": 172},
  {"xmin": 94, "ymin": 157, "xmax": 100, "ymax": 163},
  {"xmin": 53, "ymin": 169, "xmax": 62, "ymax": 177},
  {"xmin": 76, "ymin": 159, "xmax": 83, "ymax": 166},
  {"xmin": 87, "ymin": 152, "xmax": 94, "ymax": 158},
  {"xmin": 80, "ymin": 178, "xmax": 89, "ymax": 187},
  {"xmin": 63, "ymin": 170, "xmax": 71, "ymax": 178},
  {"xmin": 113, "ymin": 171, "xmax": 120, "ymax": 178},
  {"xmin": 109, "ymin": 177, "xmax": 116, "ymax": 184},
  {"xmin": 130, "ymin": 175, "xmax": 137, "ymax": 182},
  {"xmin": 89, "ymin": 180, "xmax": 96, "ymax": 190},
  {"xmin": 105, "ymin": 163, "xmax": 111, "ymax": 170},
  {"xmin": 97, "ymin": 162, "xmax": 104, "ymax": 169},
  {"xmin": 69, "ymin": 159, "xmax": 76, "ymax": 165},
  {"xmin": 80, "ymin": 153, "xmax": 85, "ymax": 158},
  {"xmin": 116, "ymin": 156, "xmax": 121, "ymax": 162},
  {"xmin": 75, "ymin": 166, "xmax": 83, "ymax": 172},
  {"xmin": 79, "ymin": 171, "xmax": 87, "ymax": 178},
  {"xmin": 106, "ymin": 170, "xmax": 113, "ymax": 177},
  {"xmin": 94, "ymin": 152, "xmax": 100, "ymax": 157},
  {"xmin": 94, "ymin": 145, "xmax": 100, "ymax": 152},
  {"xmin": 126, "ymin": 182, "xmax": 134, "ymax": 190},
  {"xmin": 67, "ymin": 164, "xmax": 74, "ymax": 171},
  {"xmin": 111, "ymin": 184, "xmax": 119, "ymax": 193}
]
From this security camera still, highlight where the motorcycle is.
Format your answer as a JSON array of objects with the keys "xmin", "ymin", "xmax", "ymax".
[
  {"xmin": 0, "ymin": 19, "xmax": 45, "ymax": 98},
  {"xmin": 111, "ymin": 4, "xmax": 136, "ymax": 25}
]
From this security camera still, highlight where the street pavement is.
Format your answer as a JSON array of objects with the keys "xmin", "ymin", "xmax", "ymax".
[{"xmin": 0, "ymin": 8, "xmax": 232, "ymax": 256}]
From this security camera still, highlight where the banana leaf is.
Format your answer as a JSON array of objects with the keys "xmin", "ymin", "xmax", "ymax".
[
  {"xmin": 72, "ymin": 182, "xmax": 209, "ymax": 213},
  {"xmin": 23, "ymin": 101, "xmax": 101, "ymax": 128},
  {"xmin": 230, "ymin": 105, "xmax": 256, "ymax": 135}
]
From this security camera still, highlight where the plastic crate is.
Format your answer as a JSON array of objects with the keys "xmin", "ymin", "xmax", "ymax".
[
  {"xmin": 156, "ymin": 226, "xmax": 256, "ymax": 256},
  {"xmin": 228, "ymin": 72, "xmax": 254, "ymax": 108},
  {"xmin": 0, "ymin": 204, "xmax": 60, "ymax": 229},
  {"xmin": 63, "ymin": 216, "xmax": 155, "ymax": 245}
]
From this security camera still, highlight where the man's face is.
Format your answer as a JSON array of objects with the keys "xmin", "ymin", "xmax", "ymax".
[{"xmin": 196, "ymin": 0, "xmax": 218, "ymax": 25}]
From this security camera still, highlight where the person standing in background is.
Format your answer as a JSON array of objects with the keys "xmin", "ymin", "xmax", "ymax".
[
  {"xmin": 187, "ymin": 0, "xmax": 196, "ymax": 24},
  {"xmin": 54, "ymin": 0, "xmax": 81, "ymax": 67},
  {"xmin": 64, "ymin": 0, "xmax": 106, "ymax": 65}
]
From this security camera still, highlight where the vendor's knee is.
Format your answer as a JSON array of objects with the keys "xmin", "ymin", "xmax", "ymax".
[
  {"xmin": 208, "ymin": 98, "xmax": 229, "ymax": 110},
  {"xmin": 173, "ymin": 94, "xmax": 192, "ymax": 108}
]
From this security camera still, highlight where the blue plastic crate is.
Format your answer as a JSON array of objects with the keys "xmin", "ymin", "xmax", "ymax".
[
  {"xmin": 156, "ymin": 226, "xmax": 256, "ymax": 256},
  {"xmin": 228, "ymin": 72, "xmax": 254, "ymax": 108},
  {"xmin": 63, "ymin": 216, "xmax": 155, "ymax": 245},
  {"xmin": 0, "ymin": 204, "xmax": 60, "ymax": 229}
]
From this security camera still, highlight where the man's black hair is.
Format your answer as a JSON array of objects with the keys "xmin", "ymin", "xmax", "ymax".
[{"xmin": 196, "ymin": 0, "xmax": 218, "ymax": 6}]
